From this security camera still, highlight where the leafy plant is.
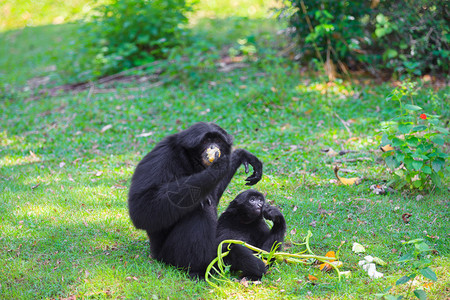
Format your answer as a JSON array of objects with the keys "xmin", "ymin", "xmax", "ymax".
[
  {"xmin": 205, "ymin": 231, "xmax": 344, "ymax": 287},
  {"xmin": 283, "ymin": 0, "xmax": 450, "ymax": 75},
  {"xmin": 375, "ymin": 239, "xmax": 437, "ymax": 300},
  {"xmin": 79, "ymin": 0, "xmax": 192, "ymax": 77},
  {"xmin": 380, "ymin": 81, "xmax": 449, "ymax": 191}
]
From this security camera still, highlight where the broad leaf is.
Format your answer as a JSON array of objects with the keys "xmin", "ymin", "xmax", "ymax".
[
  {"xmin": 431, "ymin": 158, "xmax": 445, "ymax": 172},
  {"xmin": 435, "ymin": 126, "xmax": 449, "ymax": 134},
  {"xmin": 398, "ymin": 252, "xmax": 413, "ymax": 262},
  {"xmin": 406, "ymin": 137, "xmax": 419, "ymax": 147},
  {"xmin": 385, "ymin": 156, "xmax": 399, "ymax": 170},
  {"xmin": 430, "ymin": 134, "xmax": 445, "ymax": 146},
  {"xmin": 420, "ymin": 267, "xmax": 437, "ymax": 281},
  {"xmin": 381, "ymin": 133, "xmax": 391, "ymax": 146},
  {"xmin": 415, "ymin": 242, "xmax": 431, "ymax": 252},
  {"xmin": 398, "ymin": 123, "xmax": 413, "ymax": 134},
  {"xmin": 404, "ymin": 104, "xmax": 422, "ymax": 111},
  {"xmin": 396, "ymin": 275, "xmax": 410, "ymax": 285},
  {"xmin": 412, "ymin": 160, "xmax": 423, "ymax": 170},
  {"xmin": 411, "ymin": 125, "xmax": 427, "ymax": 132},
  {"xmin": 413, "ymin": 289, "xmax": 427, "ymax": 300},
  {"xmin": 422, "ymin": 165, "xmax": 432, "ymax": 174}
]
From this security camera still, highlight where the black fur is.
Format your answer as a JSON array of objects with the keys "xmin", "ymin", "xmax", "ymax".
[
  {"xmin": 216, "ymin": 189, "xmax": 286, "ymax": 280},
  {"xmin": 128, "ymin": 122, "xmax": 263, "ymax": 277}
]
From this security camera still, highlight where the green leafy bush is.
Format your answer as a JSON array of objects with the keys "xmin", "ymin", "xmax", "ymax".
[
  {"xmin": 284, "ymin": 0, "xmax": 449, "ymax": 75},
  {"xmin": 380, "ymin": 81, "xmax": 449, "ymax": 191},
  {"xmin": 80, "ymin": 0, "xmax": 192, "ymax": 77},
  {"xmin": 375, "ymin": 239, "xmax": 437, "ymax": 300}
]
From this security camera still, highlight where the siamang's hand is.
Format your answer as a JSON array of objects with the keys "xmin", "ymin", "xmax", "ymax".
[
  {"xmin": 263, "ymin": 204, "xmax": 283, "ymax": 223},
  {"xmin": 237, "ymin": 149, "xmax": 263, "ymax": 185},
  {"xmin": 208, "ymin": 153, "xmax": 230, "ymax": 178}
]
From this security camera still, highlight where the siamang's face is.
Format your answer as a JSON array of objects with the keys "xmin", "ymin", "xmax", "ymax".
[
  {"xmin": 198, "ymin": 134, "xmax": 231, "ymax": 167},
  {"xmin": 236, "ymin": 191, "xmax": 265, "ymax": 223}
]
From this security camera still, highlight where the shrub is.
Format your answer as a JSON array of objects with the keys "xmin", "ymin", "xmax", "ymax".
[
  {"xmin": 80, "ymin": 0, "xmax": 192, "ymax": 77},
  {"xmin": 284, "ymin": 0, "xmax": 449, "ymax": 76},
  {"xmin": 380, "ymin": 81, "xmax": 449, "ymax": 191}
]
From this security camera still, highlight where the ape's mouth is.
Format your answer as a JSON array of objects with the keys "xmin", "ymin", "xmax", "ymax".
[{"xmin": 201, "ymin": 144, "xmax": 221, "ymax": 166}]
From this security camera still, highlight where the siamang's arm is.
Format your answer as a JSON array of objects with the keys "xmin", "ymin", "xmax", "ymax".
[
  {"xmin": 214, "ymin": 149, "xmax": 263, "ymax": 201},
  {"xmin": 129, "ymin": 155, "xmax": 229, "ymax": 232},
  {"xmin": 261, "ymin": 205, "xmax": 286, "ymax": 251}
]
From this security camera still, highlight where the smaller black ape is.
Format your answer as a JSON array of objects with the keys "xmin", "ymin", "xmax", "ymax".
[{"xmin": 216, "ymin": 189, "xmax": 286, "ymax": 280}]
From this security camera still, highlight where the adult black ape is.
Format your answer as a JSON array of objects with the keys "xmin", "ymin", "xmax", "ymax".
[
  {"xmin": 216, "ymin": 189, "xmax": 286, "ymax": 280},
  {"xmin": 128, "ymin": 122, "xmax": 263, "ymax": 278}
]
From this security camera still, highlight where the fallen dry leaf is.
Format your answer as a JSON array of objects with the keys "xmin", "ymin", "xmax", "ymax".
[
  {"xmin": 402, "ymin": 213, "xmax": 412, "ymax": 223},
  {"xmin": 101, "ymin": 124, "xmax": 113, "ymax": 133},
  {"xmin": 308, "ymin": 274, "xmax": 318, "ymax": 281},
  {"xmin": 333, "ymin": 166, "xmax": 362, "ymax": 185},
  {"xmin": 380, "ymin": 145, "xmax": 394, "ymax": 152}
]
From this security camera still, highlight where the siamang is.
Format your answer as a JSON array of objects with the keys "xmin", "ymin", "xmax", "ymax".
[
  {"xmin": 216, "ymin": 189, "xmax": 286, "ymax": 280},
  {"xmin": 128, "ymin": 122, "xmax": 263, "ymax": 278}
]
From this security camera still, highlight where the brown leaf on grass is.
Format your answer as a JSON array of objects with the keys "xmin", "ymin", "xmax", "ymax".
[
  {"xmin": 307, "ymin": 274, "xmax": 318, "ymax": 281},
  {"xmin": 333, "ymin": 166, "xmax": 362, "ymax": 185},
  {"xmin": 402, "ymin": 213, "xmax": 412, "ymax": 223},
  {"xmin": 292, "ymin": 205, "xmax": 298, "ymax": 212},
  {"xmin": 290, "ymin": 228, "xmax": 297, "ymax": 235},
  {"xmin": 68, "ymin": 174, "xmax": 75, "ymax": 182},
  {"xmin": 380, "ymin": 145, "xmax": 394, "ymax": 152}
]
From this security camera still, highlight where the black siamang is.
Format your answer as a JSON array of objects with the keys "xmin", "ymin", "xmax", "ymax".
[
  {"xmin": 216, "ymin": 189, "xmax": 286, "ymax": 280},
  {"xmin": 128, "ymin": 122, "xmax": 263, "ymax": 277}
]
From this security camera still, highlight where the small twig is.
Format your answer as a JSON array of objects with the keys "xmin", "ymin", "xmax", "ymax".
[
  {"xmin": 334, "ymin": 112, "xmax": 352, "ymax": 136},
  {"xmin": 299, "ymin": 0, "xmax": 324, "ymax": 64},
  {"xmin": 334, "ymin": 157, "xmax": 373, "ymax": 163}
]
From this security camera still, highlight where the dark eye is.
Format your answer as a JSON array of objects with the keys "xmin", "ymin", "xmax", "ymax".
[{"xmin": 249, "ymin": 197, "xmax": 256, "ymax": 204}]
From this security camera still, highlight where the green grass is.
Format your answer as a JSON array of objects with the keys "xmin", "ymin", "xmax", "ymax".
[{"xmin": 1, "ymin": 1, "xmax": 449, "ymax": 299}]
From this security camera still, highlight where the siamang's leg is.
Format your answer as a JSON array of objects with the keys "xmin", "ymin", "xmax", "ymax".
[
  {"xmin": 129, "ymin": 156, "xmax": 229, "ymax": 232},
  {"xmin": 226, "ymin": 244, "xmax": 267, "ymax": 280},
  {"xmin": 157, "ymin": 208, "xmax": 217, "ymax": 275},
  {"xmin": 214, "ymin": 149, "xmax": 263, "ymax": 201}
]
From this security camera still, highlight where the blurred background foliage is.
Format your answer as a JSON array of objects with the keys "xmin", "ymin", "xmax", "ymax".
[
  {"xmin": 284, "ymin": 0, "xmax": 449, "ymax": 77},
  {"xmin": 0, "ymin": 0, "xmax": 449, "ymax": 84}
]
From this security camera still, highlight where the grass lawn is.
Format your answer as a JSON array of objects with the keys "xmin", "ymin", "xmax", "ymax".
[{"xmin": 1, "ymin": 1, "xmax": 449, "ymax": 299}]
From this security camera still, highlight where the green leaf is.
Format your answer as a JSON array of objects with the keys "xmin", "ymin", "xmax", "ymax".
[
  {"xmin": 398, "ymin": 123, "xmax": 413, "ymax": 134},
  {"xmin": 420, "ymin": 267, "xmax": 437, "ymax": 281},
  {"xmin": 422, "ymin": 165, "xmax": 432, "ymax": 174},
  {"xmin": 435, "ymin": 126, "xmax": 449, "ymax": 134},
  {"xmin": 373, "ymin": 257, "xmax": 387, "ymax": 266},
  {"xmin": 404, "ymin": 157, "xmax": 414, "ymax": 169},
  {"xmin": 381, "ymin": 133, "xmax": 391, "ymax": 146},
  {"xmin": 396, "ymin": 275, "xmax": 410, "ymax": 285},
  {"xmin": 385, "ymin": 156, "xmax": 399, "ymax": 170},
  {"xmin": 398, "ymin": 252, "xmax": 414, "ymax": 262},
  {"xmin": 412, "ymin": 160, "xmax": 423, "ymax": 170},
  {"xmin": 404, "ymin": 104, "xmax": 422, "ymax": 111},
  {"xmin": 406, "ymin": 136, "xmax": 419, "ymax": 147},
  {"xmin": 413, "ymin": 180, "xmax": 422, "ymax": 188},
  {"xmin": 415, "ymin": 242, "xmax": 431, "ymax": 252},
  {"xmin": 431, "ymin": 158, "xmax": 445, "ymax": 172},
  {"xmin": 430, "ymin": 172, "xmax": 443, "ymax": 188},
  {"xmin": 431, "ymin": 134, "xmax": 445, "ymax": 146},
  {"xmin": 411, "ymin": 125, "xmax": 427, "ymax": 132},
  {"xmin": 413, "ymin": 289, "xmax": 427, "ymax": 300},
  {"xmin": 385, "ymin": 295, "xmax": 403, "ymax": 300}
]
